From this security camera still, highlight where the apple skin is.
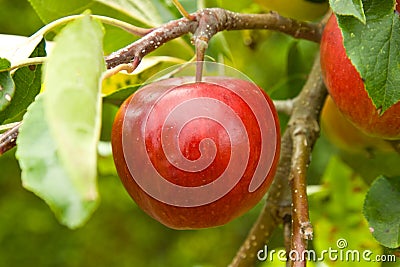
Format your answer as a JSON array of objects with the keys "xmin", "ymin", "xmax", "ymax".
[
  {"xmin": 255, "ymin": 0, "xmax": 329, "ymax": 21},
  {"xmin": 397, "ymin": 0, "xmax": 400, "ymax": 13},
  {"xmin": 320, "ymin": 15, "xmax": 400, "ymax": 140},
  {"xmin": 111, "ymin": 76, "xmax": 280, "ymax": 229},
  {"xmin": 321, "ymin": 96, "xmax": 393, "ymax": 154}
]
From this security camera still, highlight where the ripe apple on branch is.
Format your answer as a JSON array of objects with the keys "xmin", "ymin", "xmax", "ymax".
[{"xmin": 0, "ymin": 0, "xmax": 399, "ymax": 267}]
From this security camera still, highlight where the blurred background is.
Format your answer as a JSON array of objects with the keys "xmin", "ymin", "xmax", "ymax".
[{"xmin": 0, "ymin": 0, "xmax": 398, "ymax": 266}]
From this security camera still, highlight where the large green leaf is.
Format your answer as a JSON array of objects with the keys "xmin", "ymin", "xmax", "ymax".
[
  {"xmin": 337, "ymin": 0, "xmax": 400, "ymax": 113},
  {"xmin": 0, "ymin": 39, "xmax": 46, "ymax": 124},
  {"xmin": 16, "ymin": 95, "xmax": 99, "ymax": 228},
  {"xmin": 0, "ymin": 58, "xmax": 14, "ymax": 112},
  {"xmin": 16, "ymin": 15, "xmax": 105, "ymax": 228},
  {"xmin": 363, "ymin": 176, "xmax": 400, "ymax": 248}
]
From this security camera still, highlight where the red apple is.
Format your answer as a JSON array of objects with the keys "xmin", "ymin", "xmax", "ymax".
[
  {"xmin": 111, "ymin": 76, "xmax": 280, "ymax": 229},
  {"xmin": 320, "ymin": 15, "xmax": 400, "ymax": 140}
]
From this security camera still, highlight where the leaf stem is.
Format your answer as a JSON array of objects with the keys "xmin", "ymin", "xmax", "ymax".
[
  {"xmin": 6, "ymin": 57, "xmax": 46, "ymax": 74},
  {"xmin": 0, "ymin": 122, "xmax": 21, "ymax": 132},
  {"xmin": 32, "ymin": 14, "xmax": 151, "ymax": 40}
]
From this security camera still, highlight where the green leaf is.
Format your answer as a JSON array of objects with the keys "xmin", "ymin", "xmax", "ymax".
[
  {"xmin": 17, "ymin": 15, "xmax": 105, "ymax": 228},
  {"xmin": 0, "ymin": 39, "xmax": 46, "ymax": 124},
  {"xmin": 337, "ymin": 0, "xmax": 400, "ymax": 113},
  {"xmin": 363, "ymin": 176, "xmax": 400, "ymax": 248},
  {"xmin": 0, "ymin": 58, "xmax": 15, "ymax": 112},
  {"xmin": 94, "ymin": 0, "xmax": 164, "ymax": 26},
  {"xmin": 330, "ymin": 0, "xmax": 366, "ymax": 23},
  {"xmin": 16, "ymin": 95, "xmax": 99, "ymax": 228},
  {"xmin": 28, "ymin": 0, "xmax": 92, "ymax": 23}
]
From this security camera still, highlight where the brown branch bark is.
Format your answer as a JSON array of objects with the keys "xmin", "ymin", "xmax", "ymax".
[
  {"xmin": 105, "ymin": 8, "xmax": 322, "ymax": 69},
  {"xmin": 287, "ymin": 54, "xmax": 327, "ymax": 267}
]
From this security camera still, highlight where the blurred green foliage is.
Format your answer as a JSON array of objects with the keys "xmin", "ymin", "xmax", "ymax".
[
  {"xmin": 0, "ymin": 0, "xmax": 398, "ymax": 266},
  {"xmin": 0, "ymin": 0, "xmax": 43, "ymax": 35}
]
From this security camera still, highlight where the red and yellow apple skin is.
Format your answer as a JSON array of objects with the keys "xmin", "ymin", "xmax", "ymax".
[
  {"xmin": 321, "ymin": 96, "xmax": 393, "ymax": 154},
  {"xmin": 320, "ymin": 15, "xmax": 400, "ymax": 140},
  {"xmin": 396, "ymin": 0, "xmax": 400, "ymax": 13},
  {"xmin": 111, "ymin": 76, "xmax": 280, "ymax": 229}
]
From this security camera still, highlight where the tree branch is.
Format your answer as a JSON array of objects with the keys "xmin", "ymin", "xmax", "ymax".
[
  {"xmin": 0, "ymin": 8, "xmax": 323, "ymax": 156},
  {"xmin": 228, "ymin": 54, "xmax": 327, "ymax": 267},
  {"xmin": 105, "ymin": 8, "xmax": 322, "ymax": 69},
  {"xmin": 287, "ymin": 54, "xmax": 327, "ymax": 266}
]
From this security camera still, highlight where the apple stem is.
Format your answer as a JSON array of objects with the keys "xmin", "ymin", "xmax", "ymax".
[
  {"xmin": 195, "ymin": 60, "xmax": 204, "ymax": 82},
  {"xmin": 194, "ymin": 39, "xmax": 208, "ymax": 82}
]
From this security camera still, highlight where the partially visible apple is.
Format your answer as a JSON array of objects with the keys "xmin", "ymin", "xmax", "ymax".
[
  {"xmin": 255, "ymin": 0, "xmax": 329, "ymax": 21},
  {"xmin": 111, "ymin": 76, "xmax": 280, "ymax": 229},
  {"xmin": 321, "ymin": 96, "xmax": 393, "ymax": 154},
  {"xmin": 320, "ymin": 15, "xmax": 400, "ymax": 140},
  {"xmin": 396, "ymin": 0, "xmax": 400, "ymax": 13}
]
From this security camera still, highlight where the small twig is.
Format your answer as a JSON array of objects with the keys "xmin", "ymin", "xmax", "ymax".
[
  {"xmin": 32, "ymin": 14, "xmax": 151, "ymax": 40},
  {"xmin": 105, "ymin": 8, "xmax": 322, "ymax": 69},
  {"xmin": 274, "ymin": 99, "xmax": 295, "ymax": 116},
  {"xmin": 172, "ymin": 0, "xmax": 196, "ymax": 20},
  {"xmin": 2, "ymin": 57, "xmax": 46, "ymax": 74},
  {"xmin": 0, "ymin": 122, "xmax": 21, "ymax": 155}
]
